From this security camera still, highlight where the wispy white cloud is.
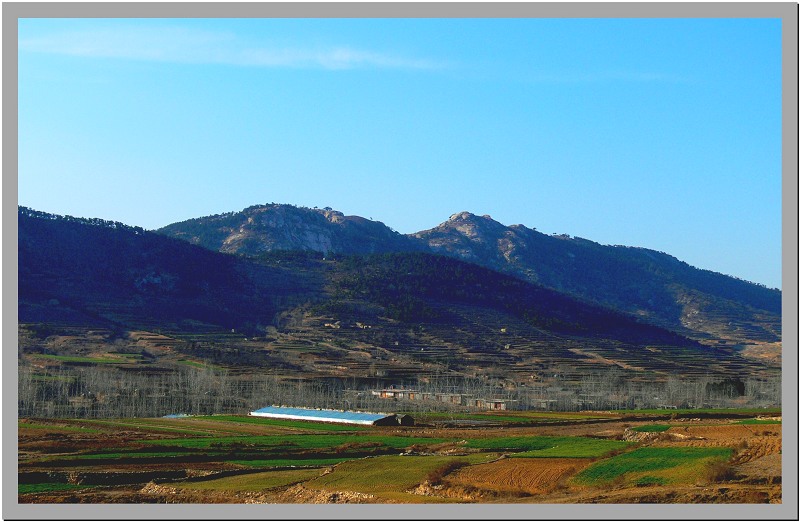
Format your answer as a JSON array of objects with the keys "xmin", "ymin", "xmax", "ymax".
[
  {"xmin": 19, "ymin": 26, "xmax": 444, "ymax": 71},
  {"xmin": 236, "ymin": 46, "xmax": 441, "ymax": 70}
]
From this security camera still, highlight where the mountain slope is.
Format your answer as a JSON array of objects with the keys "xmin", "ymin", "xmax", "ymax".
[{"xmin": 414, "ymin": 212, "xmax": 781, "ymax": 344}]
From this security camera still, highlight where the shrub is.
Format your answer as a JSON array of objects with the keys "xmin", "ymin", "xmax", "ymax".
[{"xmin": 703, "ymin": 459, "xmax": 737, "ymax": 483}]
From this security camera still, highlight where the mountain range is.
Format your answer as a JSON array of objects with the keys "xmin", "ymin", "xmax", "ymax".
[
  {"xmin": 17, "ymin": 204, "xmax": 781, "ymax": 384},
  {"xmin": 158, "ymin": 204, "xmax": 781, "ymax": 346}
]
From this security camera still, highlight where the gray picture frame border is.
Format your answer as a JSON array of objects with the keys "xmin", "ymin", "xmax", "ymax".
[{"xmin": 4, "ymin": 2, "xmax": 797, "ymax": 520}]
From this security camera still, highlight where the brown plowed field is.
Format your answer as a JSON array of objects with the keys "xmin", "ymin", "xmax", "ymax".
[
  {"xmin": 674, "ymin": 424, "xmax": 757, "ymax": 439},
  {"xmin": 448, "ymin": 458, "xmax": 592, "ymax": 495}
]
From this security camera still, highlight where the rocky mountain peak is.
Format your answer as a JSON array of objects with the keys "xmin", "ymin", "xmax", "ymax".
[
  {"xmin": 319, "ymin": 209, "xmax": 345, "ymax": 223},
  {"xmin": 448, "ymin": 211, "xmax": 475, "ymax": 221},
  {"xmin": 158, "ymin": 204, "xmax": 422, "ymax": 257},
  {"xmin": 436, "ymin": 211, "xmax": 506, "ymax": 241}
]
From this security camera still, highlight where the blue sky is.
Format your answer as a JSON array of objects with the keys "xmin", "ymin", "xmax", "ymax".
[{"xmin": 18, "ymin": 18, "xmax": 782, "ymax": 289}]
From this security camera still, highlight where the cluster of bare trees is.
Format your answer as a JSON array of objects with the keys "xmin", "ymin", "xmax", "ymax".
[
  {"xmin": 515, "ymin": 371, "xmax": 781, "ymax": 411},
  {"xmin": 17, "ymin": 363, "xmax": 781, "ymax": 419},
  {"xmin": 19, "ymin": 365, "xmax": 239, "ymax": 418},
  {"xmin": 18, "ymin": 365, "xmax": 360, "ymax": 418}
]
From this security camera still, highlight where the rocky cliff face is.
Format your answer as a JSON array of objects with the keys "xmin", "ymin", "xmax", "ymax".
[{"xmin": 158, "ymin": 204, "xmax": 424, "ymax": 256}]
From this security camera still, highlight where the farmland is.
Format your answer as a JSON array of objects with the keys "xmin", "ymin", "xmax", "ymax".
[{"xmin": 18, "ymin": 409, "xmax": 781, "ymax": 504}]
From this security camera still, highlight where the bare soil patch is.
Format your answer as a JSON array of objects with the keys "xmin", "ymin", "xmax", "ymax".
[
  {"xmin": 677, "ymin": 424, "xmax": 757, "ymax": 439},
  {"xmin": 735, "ymin": 453, "xmax": 781, "ymax": 483}
]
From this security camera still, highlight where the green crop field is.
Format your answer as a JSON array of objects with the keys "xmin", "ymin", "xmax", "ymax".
[
  {"xmin": 306, "ymin": 453, "xmax": 497, "ymax": 502},
  {"xmin": 19, "ymin": 483, "xmax": 94, "ymax": 495},
  {"xmin": 32, "ymin": 354, "xmax": 126, "ymax": 365},
  {"xmin": 508, "ymin": 437, "xmax": 631, "ymax": 458},
  {"xmin": 169, "ymin": 469, "xmax": 324, "ymax": 491},
  {"xmin": 738, "ymin": 419, "xmax": 781, "ymax": 425},
  {"xmin": 573, "ymin": 447, "xmax": 733, "ymax": 486},
  {"xmin": 465, "ymin": 436, "xmax": 629, "ymax": 457},
  {"xmin": 630, "ymin": 424, "xmax": 671, "ymax": 433},
  {"xmin": 231, "ymin": 457, "xmax": 356, "ymax": 468}
]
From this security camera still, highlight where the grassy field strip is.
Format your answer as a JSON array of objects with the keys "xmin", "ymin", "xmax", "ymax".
[
  {"xmin": 195, "ymin": 415, "xmax": 366, "ymax": 432},
  {"xmin": 630, "ymin": 424, "xmax": 671, "ymax": 433},
  {"xmin": 79, "ymin": 419, "xmax": 217, "ymax": 436},
  {"xmin": 306, "ymin": 453, "xmax": 498, "ymax": 502},
  {"xmin": 137, "ymin": 434, "xmax": 451, "ymax": 450},
  {"xmin": 175, "ymin": 359, "xmax": 224, "ymax": 370},
  {"xmin": 572, "ymin": 447, "xmax": 733, "ymax": 486},
  {"xmin": 31, "ymin": 354, "xmax": 129, "ymax": 365},
  {"xmin": 71, "ymin": 450, "xmax": 230, "ymax": 460},
  {"xmin": 168, "ymin": 469, "xmax": 325, "ymax": 492},
  {"xmin": 18, "ymin": 421, "xmax": 101, "ymax": 434},
  {"xmin": 738, "ymin": 419, "xmax": 781, "ymax": 425},
  {"xmin": 19, "ymin": 483, "xmax": 94, "ymax": 495},
  {"xmin": 465, "ymin": 436, "xmax": 630, "ymax": 458},
  {"xmin": 230, "ymin": 457, "xmax": 356, "ymax": 468}
]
